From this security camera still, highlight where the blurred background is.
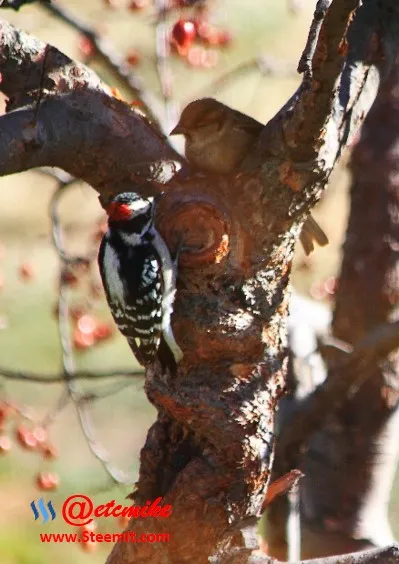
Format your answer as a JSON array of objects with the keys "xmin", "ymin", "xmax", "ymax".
[{"xmin": 0, "ymin": 0, "xmax": 397, "ymax": 562}]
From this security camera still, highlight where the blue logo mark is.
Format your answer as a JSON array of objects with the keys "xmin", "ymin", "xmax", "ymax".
[{"xmin": 30, "ymin": 498, "xmax": 56, "ymax": 524}]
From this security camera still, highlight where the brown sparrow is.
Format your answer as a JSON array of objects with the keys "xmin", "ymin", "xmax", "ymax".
[{"xmin": 170, "ymin": 98, "xmax": 328, "ymax": 255}]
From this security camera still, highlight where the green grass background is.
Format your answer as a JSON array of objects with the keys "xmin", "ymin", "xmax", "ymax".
[{"xmin": 0, "ymin": 1, "xmax": 397, "ymax": 562}]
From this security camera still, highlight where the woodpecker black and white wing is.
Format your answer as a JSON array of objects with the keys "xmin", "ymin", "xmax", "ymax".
[{"xmin": 99, "ymin": 234, "xmax": 163, "ymax": 365}]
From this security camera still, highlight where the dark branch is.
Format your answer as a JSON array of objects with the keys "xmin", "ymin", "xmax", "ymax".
[
  {"xmin": 0, "ymin": 367, "xmax": 143, "ymax": 383},
  {"xmin": 277, "ymin": 320, "xmax": 399, "ymax": 471},
  {"xmin": 213, "ymin": 543, "xmax": 399, "ymax": 563},
  {"xmin": 0, "ymin": 20, "xmax": 181, "ymax": 195},
  {"xmin": 0, "ymin": 0, "xmax": 48, "ymax": 10}
]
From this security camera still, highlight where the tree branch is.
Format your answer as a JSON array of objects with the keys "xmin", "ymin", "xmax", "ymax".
[
  {"xmin": 276, "ymin": 320, "xmax": 399, "ymax": 472},
  {"xmin": 268, "ymin": 55, "xmax": 399, "ymax": 557},
  {"xmin": 0, "ymin": 20, "xmax": 181, "ymax": 194},
  {"xmin": 215, "ymin": 544, "xmax": 399, "ymax": 563},
  {"xmin": 37, "ymin": 0, "xmax": 165, "ymax": 127},
  {"xmin": 244, "ymin": 0, "xmax": 399, "ymax": 225},
  {"xmin": 0, "ymin": 367, "xmax": 143, "ymax": 383}
]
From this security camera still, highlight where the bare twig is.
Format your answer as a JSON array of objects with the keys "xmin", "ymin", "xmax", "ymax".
[
  {"xmin": 277, "ymin": 320, "xmax": 399, "ymax": 470},
  {"xmin": 49, "ymin": 182, "xmax": 97, "ymax": 265},
  {"xmin": 40, "ymin": 389, "xmax": 70, "ymax": 429},
  {"xmin": 214, "ymin": 543, "xmax": 399, "ymax": 563},
  {"xmin": 289, "ymin": 0, "xmax": 361, "ymax": 162},
  {"xmin": 51, "ymin": 181, "xmax": 135, "ymax": 485},
  {"xmin": 287, "ymin": 481, "xmax": 301, "ymax": 563},
  {"xmin": 297, "ymin": 0, "xmax": 331, "ymax": 82},
  {"xmin": 38, "ymin": 0, "xmax": 164, "ymax": 127},
  {"xmin": 0, "ymin": 20, "xmax": 181, "ymax": 189},
  {"xmin": 198, "ymin": 55, "xmax": 296, "ymax": 98},
  {"xmin": 37, "ymin": 167, "xmax": 75, "ymax": 184},
  {"xmin": 79, "ymin": 379, "xmax": 140, "ymax": 402},
  {"xmin": 39, "ymin": 379, "xmax": 139, "ymax": 429},
  {"xmin": 154, "ymin": 0, "xmax": 178, "ymax": 134},
  {"xmin": 0, "ymin": 367, "xmax": 143, "ymax": 383}
]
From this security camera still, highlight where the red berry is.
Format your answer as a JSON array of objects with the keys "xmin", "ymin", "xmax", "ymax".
[
  {"xmin": 310, "ymin": 281, "xmax": 328, "ymax": 301},
  {"xmin": 78, "ymin": 36, "xmax": 95, "ymax": 58},
  {"xmin": 128, "ymin": 0, "xmax": 148, "ymax": 9},
  {"xmin": 196, "ymin": 20, "xmax": 211, "ymax": 41},
  {"xmin": 93, "ymin": 323, "xmax": 113, "ymax": 341},
  {"xmin": 73, "ymin": 329, "xmax": 95, "ymax": 350},
  {"xmin": 201, "ymin": 49, "xmax": 218, "ymax": 68},
  {"xmin": 61, "ymin": 268, "xmax": 79, "ymax": 287},
  {"xmin": 80, "ymin": 521, "xmax": 97, "ymax": 534},
  {"xmin": 126, "ymin": 51, "xmax": 141, "ymax": 66},
  {"xmin": 81, "ymin": 539, "xmax": 97, "ymax": 553},
  {"xmin": 206, "ymin": 30, "xmax": 232, "ymax": 47},
  {"xmin": 216, "ymin": 30, "xmax": 232, "ymax": 46},
  {"xmin": 0, "ymin": 435, "xmax": 11, "ymax": 454},
  {"xmin": 77, "ymin": 314, "xmax": 97, "ymax": 334},
  {"xmin": 0, "ymin": 402, "xmax": 9, "ymax": 428},
  {"xmin": 0, "ymin": 316, "xmax": 7, "ymax": 330},
  {"xmin": 36, "ymin": 471, "xmax": 59, "ymax": 491},
  {"xmin": 15, "ymin": 425, "xmax": 38, "ymax": 450},
  {"xmin": 32, "ymin": 426, "xmax": 47, "ymax": 444},
  {"xmin": 171, "ymin": 19, "xmax": 196, "ymax": 49},
  {"xmin": 19, "ymin": 262, "xmax": 34, "ymax": 282},
  {"xmin": 41, "ymin": 443, "xmax": 59, "ymax": 460},
  {"xmin": 187, "ymin": 46, "xmax": 203, "ymax": 67},
  {"xmin": 324, "ymin": 276, "xmax": 338, "ymax": 295}
]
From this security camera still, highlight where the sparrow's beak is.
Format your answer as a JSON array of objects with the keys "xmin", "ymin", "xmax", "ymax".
[{"xmin": 170, "ymin": 123, "xmax": 185, "ymax": 136}]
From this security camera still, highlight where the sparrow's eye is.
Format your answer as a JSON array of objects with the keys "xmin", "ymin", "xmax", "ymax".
[{"xmin": 196, "ymin": 111, "xmax": 221, "ymax": 130}]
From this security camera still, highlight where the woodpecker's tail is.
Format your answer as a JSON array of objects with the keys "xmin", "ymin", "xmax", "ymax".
[
  {"xmin": 157, "ymin": 336, "xmax": 178, "ymax": 374},
  {"xmin": 127, "ymin": 336, "xmax": 177, "ymax": 374}
]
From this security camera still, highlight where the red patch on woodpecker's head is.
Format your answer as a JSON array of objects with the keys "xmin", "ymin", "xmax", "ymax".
[{"xmin": 107, "ymin": 202, "xmax": 132, "ymax": 221}]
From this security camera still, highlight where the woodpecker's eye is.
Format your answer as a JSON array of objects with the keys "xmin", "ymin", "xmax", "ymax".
[{"xmin": 107, "ymin": 202, "xmax": 132, "ymax": 221}]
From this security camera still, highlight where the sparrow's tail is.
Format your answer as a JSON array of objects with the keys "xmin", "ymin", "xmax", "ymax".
[{"xmin": 300, "ymin": 215, "xmax": 329, "ymax": 256}]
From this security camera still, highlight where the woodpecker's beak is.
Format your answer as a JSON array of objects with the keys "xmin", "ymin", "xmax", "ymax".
[{"xmin": 170, "ymin": 123, "xmax": 185, "ymax": 136}]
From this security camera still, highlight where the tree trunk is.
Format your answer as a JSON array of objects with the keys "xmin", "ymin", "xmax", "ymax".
[{"xmin": 268, "ymin": 47, "xmax": 399, "ymax": 562}]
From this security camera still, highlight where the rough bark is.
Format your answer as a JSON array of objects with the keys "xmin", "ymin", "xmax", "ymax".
[
  {"xmin": 0, "ymin": 1, "xmax": 399, "ymax": 563},
  {"xmin": 215, "ymin": 544, "xmax": 399, "ymax": 564},
  {"xmin": 269, "ymin": 46, "xmax": 399, "ymax": 561}
]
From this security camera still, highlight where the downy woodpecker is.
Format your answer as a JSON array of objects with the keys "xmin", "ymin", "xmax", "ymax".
[{"xmin": 98, "ymin": 192, "xmax": 183, "ymax": 369}]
